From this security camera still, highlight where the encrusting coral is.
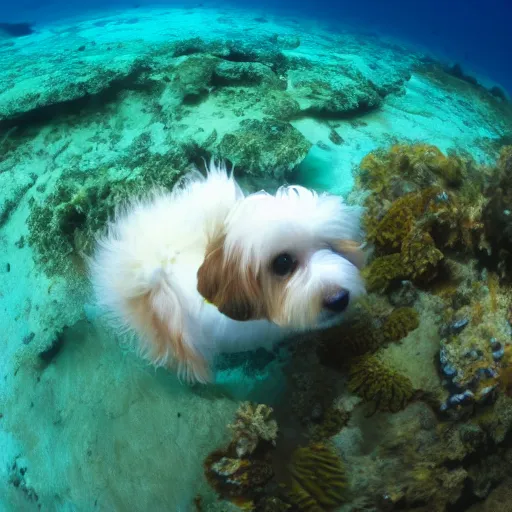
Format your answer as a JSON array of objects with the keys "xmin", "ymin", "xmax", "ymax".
[{"xmin": 358, "ymin": 144, "xmax": 489, "ymax": 293}]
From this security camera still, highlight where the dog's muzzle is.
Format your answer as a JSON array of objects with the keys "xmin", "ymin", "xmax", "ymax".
[{"xmin": 323, "ymin": 289, "xmax": 350, "ymax": 313}]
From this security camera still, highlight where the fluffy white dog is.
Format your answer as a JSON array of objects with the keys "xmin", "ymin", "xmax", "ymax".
[{"xmin": 89, "ymin": 161, "xmax": 365, "ymax": 384}]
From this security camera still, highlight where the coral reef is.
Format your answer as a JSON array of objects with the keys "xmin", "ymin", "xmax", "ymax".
[
  {"xmin": 204, "ymin": 402, "xmax": 278, "ymax": 509},
  {"xmin": 481, "ymin": 146, "xmax": 512, "ymax": 278},
  {"xmin": 204, "ymin": 451, "xmax": 274, "ymax": 507},
  {"xmin": 216, "ymin": 119, "xmax": 311, "ymax": 179},
  {"xmin": 359, "ymin": 144, "xmax": 489, "ymax": 293}
]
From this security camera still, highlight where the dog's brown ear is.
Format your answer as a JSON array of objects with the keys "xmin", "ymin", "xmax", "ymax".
[
  {"xmin": 333, "ymin": 239, "xmax": 366, "ymax": 269},
  {"xmin": 197, "ymin": 237, "xmax": 265, "ymax": 322}
]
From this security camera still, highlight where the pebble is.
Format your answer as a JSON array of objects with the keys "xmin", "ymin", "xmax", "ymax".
[
  {"xmin": 493, "ymin": 348, "xmax": 505, "ymax": 361},
  {"xmin": 442, "ymin": 364, "xmax": 457, "ymax": 377},
  {"xmin": 450, "ymin": 318, "xmax": 469, "ymax": 335}
]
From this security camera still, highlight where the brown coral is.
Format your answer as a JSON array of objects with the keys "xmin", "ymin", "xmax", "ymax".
[
  {"xmin": 382, "ymin": 307, "xmax": 420, "ymax": 342},
  {"xmin": 204, "ymin": 450, "xmax": 274, "ymax": 503},
  {"xmin": 362, "ymin": 253, "xmax": 405, "ymax": 292},
  {"xmin": 287, "ymin": 443, "xmax": 346, "ymax": 510},
  {"xmin": 348, "ymin": 355, "xmax": 414, "ymax": 413}
]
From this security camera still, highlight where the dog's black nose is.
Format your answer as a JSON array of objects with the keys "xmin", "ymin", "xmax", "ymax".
[{"xmin": 323, "ymin": 289, "xmax": 350, "ymax": 313}]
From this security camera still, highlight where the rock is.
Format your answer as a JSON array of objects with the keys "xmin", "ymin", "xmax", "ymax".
[
  {"xmin": 216, "ymin": 119, "xmax": 311, "ymax": 178},
  {"xmin": 212, "ymin": 61, "xmax": 280, "ymax": 87}
]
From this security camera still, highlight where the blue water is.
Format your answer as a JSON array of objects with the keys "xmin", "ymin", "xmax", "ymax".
[
  {"xmin": 2, "ymin": 0, "xmax": 512, "ymax": 510},
  {"xmin": 2, "ymin": 0, "xmax": 511, "ymax": 94}
]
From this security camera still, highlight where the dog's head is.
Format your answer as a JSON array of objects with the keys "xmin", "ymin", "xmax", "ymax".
[{"xmin": 197, "ymin": 185, "xmax": 366, "ymax": 328}]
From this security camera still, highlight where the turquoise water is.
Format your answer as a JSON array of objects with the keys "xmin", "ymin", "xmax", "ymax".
[{"xmin": 1, "ymin": 3, "xmax": 512, "ymax": 511}]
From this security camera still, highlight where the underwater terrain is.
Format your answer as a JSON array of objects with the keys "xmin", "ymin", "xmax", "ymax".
[{"xmin": 1, "ymin": 3, "xmax": 512, "ymax": 511}]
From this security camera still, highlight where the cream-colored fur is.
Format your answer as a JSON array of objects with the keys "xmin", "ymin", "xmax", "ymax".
[{"xmin": 89, "ymin": 161, "xmax": 365, "ymax": 384}]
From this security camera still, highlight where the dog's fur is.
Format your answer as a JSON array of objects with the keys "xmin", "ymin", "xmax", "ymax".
[{"xmin": 89, "ymin": 161, "xmax": 365, "ymax": 383}]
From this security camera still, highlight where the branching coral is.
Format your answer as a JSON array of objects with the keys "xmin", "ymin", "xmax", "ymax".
[
  {"xmin": 228, "ymin": 402, "xmax": 279, "ymax": 458},
  {"xmin": 204, "ymin": 402, "xmax": 278, "ymax": 508},
  {"xmin": 348, "ymin": 355, "xmax": 414, "ymax": 413}
]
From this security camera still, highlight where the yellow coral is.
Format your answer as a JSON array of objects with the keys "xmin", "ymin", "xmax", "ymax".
[
  {"xmin": 348, "ymin": 355, "xmax": 414, "ymax": 413},
  {"xmin": 382, "ymin": 307, "xmax": 420, "ymax": 342},
  {"xmin": 401, "ymin": 229, "xmax": 443, "ymax": 281},
  {"xmin": 288, "ymin": 443, "xmax": 346, "ymax": 510},
  {"xmin": 362, "ymin": 253, "xmax": 405, "ymax": 292},
  {"xmin": 357, "ymin": 144, "xmax": 466, "ymax": 201},
  {"xmin": 370, "ymin": 197, "xmax": 415, "ymax": 251}
]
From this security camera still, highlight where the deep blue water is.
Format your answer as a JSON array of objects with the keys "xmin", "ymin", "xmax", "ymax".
[{"xmin": 1, "ymin": 0, "xmax": 511, "ymax": 95}]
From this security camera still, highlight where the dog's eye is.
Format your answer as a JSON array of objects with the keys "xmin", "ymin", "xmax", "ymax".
[{"xmin": 272, "ymin": 253, "xmax": 297, "ymax": 276}]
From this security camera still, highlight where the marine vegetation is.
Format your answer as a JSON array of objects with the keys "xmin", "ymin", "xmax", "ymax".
[
  {"xmin": 382, "ymin": 307, "xmax": 420, "ymax": 342},
  {"xmin": 481, "ymin": 145, "xmax": 512, "ymax": 279},
  {"xmin": 317, "ymin": 305, "xmax": 420, "ymax": 369}
]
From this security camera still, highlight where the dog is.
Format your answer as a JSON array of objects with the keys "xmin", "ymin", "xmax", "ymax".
[{"xmin": 89, "ymin": 160, "xmax": 366, "ymax": 384}]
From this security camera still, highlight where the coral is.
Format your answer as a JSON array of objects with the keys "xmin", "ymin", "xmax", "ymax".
[
  {"xmin": 358, "ymin": 143, "xmax": 491, "ymax": 295},
  {"xmin": 382, "ymin": 307, "xmax": 420, "ymax": 342},
  {"xmin": 287, "ymin": 443, "xmax": 346, "ymax": 510},
  {"xmin": 495, "ymin": 145, "xmax": 512, "ymax": 178},
  {"xmin": 212, "ymin": 61, "xmax": 280, "ymax": 88},
  {"xmin": 317, "ymin": 318, "xmax": 383, "ymax": 367},
  {"xmin": 357, "ymin": 144, "xmax": 467, "ymax": 201},
  {"xmin": 401, "ymin": 229, "xmax": 444, "ymax": 281},
  {"xmin": 204, "ymin": 450, "xmax": 274, "ymax": 503},
  {"xmin": 171, "ymin": 54, "xmax": 218, "ymax": 103},
  {"xmin": 204, "ymin": 402, "xmax": 278, "ymax": 507},
  {"xmin": 228, "ymin": 402, "xmax": 278, "ymax": 458},
  {"xmin": 362, "ymin": 253, "xmax": 405, "ymax": 293},
  {"xmin": 348, "ymin": 355, "xmax": 414, "ymax": 413},
  {"xmin": 369, "ymin": 195, "xmax": 416, "ymax": 251},
  {"xmin": 309, "ymin": 406, "xmax": 350, "ymax": 442}
]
